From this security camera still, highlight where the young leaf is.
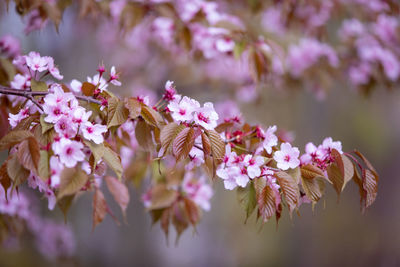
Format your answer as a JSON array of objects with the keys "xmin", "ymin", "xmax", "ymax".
[
  {"xmin": 148, "ymin": 185, "xmax": 178, "ymax": 210},
  {"xmin": 171, "ymin": 201, "xmax": 189, "ymax": 243},
  {"xmin": 301, "ymin": 175, "xmax": 325, "ymax": 202},
  {"xmin": 0, "ymin": 130, "xmax": 34, "ymax": 150},
  {"xmin": 40, "ymin": 114, "xmax": 53, "ymax": 134},
  {"xmin": 38, "ymin": 150, "xmax": 50, "ymax": 181},
  {"xmin": 57, "ymin": 168, "xmax": 88, "ymax": 200},
  {"xmin": 84, "ymin": 140, "xmax": 105, "ymax": 166},
  {"xmin": 105, "ymin": 176, "xmax": 130, "ymax": 220},
  {"xmin": 172, "ymin": 127, "xmax": 195, "ymax": 161},
  {"xmin": 275, "ymin": 171, "xmax": 300, "ymax": 216},
  {"xmin": 362, "ymin": 169, "xmax": 378, "ymax": 208},
  {"xmin": 0, "ymin": 162, "xmax": 11, "ymax": 195},
  {"xmin": 159, "ymin": 123, "xmax": 185, "ymax": 157},
  {"xmin": 257, "ymin": 185, "xmax": 276, "ymax": 222},
  {"xmin": 141, "ymin": 106, "xmax": 163, "ymax": 127},
  {"xmin": 58, "ymin": 194, "xmax": 75, "ymax": 223},
  {"xmin": 6, "ymin": 154, "xmax": 30, "ymax": 187},
  {"xmin": 183, "ymin": 198, "xmax": 200, "ymax": 226},
  {"xmin": 92, "ymin": 188, "xmax": 107, "ymax": 231},
  {"xmin": 124, "ymin": 97, "xmax": 142, "ymax": 119},
  {"xmin": 81, "ymin": 82, "xmax": 96, "ymax": 96},
  {"xmin": 204, "ymin": 129, "xmax": 225, "ymax": 164},
  {"xmin": 107, "ymin": 97, "xmax": 129, "ymax": 128},
  {"xmin": 103, "ymin": 146, "xmax": 123, "ymax": 179},
  {"xmin": 237, "ymin": 183, "xmax": 257, "ymax": 221},
  {"xmin": 300, "ymin": 164, "xmax": 325, "ymax": 179},
  {"xmin": 17, "ymin": 138, "xmax": 40, "ymax": 172},
  {"xmin": 201, "ymin": 132, "xmax": 211, "ymax": 157},
  {"xmin": 135, "ymin": 120, "xmax": 154, "ymax": 151},
  {"xmin": 327, "ymin": 163, "xmax": 344, "ymax": 196}
]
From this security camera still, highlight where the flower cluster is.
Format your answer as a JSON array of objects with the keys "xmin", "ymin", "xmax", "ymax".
[
  {"xmin": 167, "ymin": 89, "xmax": 219, "ymax": 130},
  {"xmin": 300, "ymin": 137, "xmax": 343, "ymax": 169}
]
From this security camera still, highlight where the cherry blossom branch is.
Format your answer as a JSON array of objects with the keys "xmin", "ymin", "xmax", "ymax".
[{"xmin": 0, "ymin": 86, "xmax": 102, "ymax": 105}]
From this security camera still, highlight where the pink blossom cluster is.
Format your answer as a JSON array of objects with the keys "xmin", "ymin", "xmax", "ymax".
[
  {"xmin": 13, "ymin": 51, "xmax": 63, "ymax": 80},
  {"xmin": 339, "ymin": 15, "xmax": 400, "ymax": 86},
  {"xmin": 300, "ymin": 137, "xmax": 343, "ymax": 170},
  {"xmin": 0, "ymin": 187, "xmax": 75, "ymax": 260},
  {"xmin": 286, "ymin": 38, "xmax": 339, "ymax": 78},
  {"xmin": 166, "ymin": 84, "xmax": 219, "ymax": 130},
  {"xmin": 0, "ymin": 35, "xmax": 21, "ymax": 58}
]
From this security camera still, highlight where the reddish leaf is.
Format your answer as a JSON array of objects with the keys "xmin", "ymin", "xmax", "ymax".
[
  {"xmin": 362, "ymin": 169, "xmax": 378, "ymax": 208},
  {"xmin": 300, "ymin": 164, "xmax": 325, "ymax": 179},
  {"xmin": 17, "ymin": 138, "xmax": 40, "ymax": 172},
  {"xmin": 57, "ymin": 168, "xmax": 88, "ymax": 200},
  {"xmin": 301, "ymin": 175, "xmax": 325, "ymax": 202},
  {"xmin": 201, "ymin": 132, "xmax": 211, "ymax": 157},
  {"xmin": 204, "ymin": 129, "xmax": 225, "ymax": 164},
  {"xmin": 171, "ymin": 201, "xmax": 189, "ymax": 243},
  {"xmin": 135, "ymin": 120, "xmax": 154, "ymax": 151},
  {"xmin": 81, "ymin": 82, "xmax": 96, "ymax": 96},
  {"xmin": 148, "ymin": 184, "xmax": 178, "ymax": 210},
  {"xmin": 92, "ymin": 188, "xmax": 107, "ymax": 231},
  {"xmin": 159, "ymin": 123, "xmax": 185, "ymax": 157},
  {"xmin": 172, "ymin": 127, "xmax": 195, "ymax": 161},
  {"xmin": 6, "ymin": 154, "xmax": 30, "ymax": 188},
  {"xmin": 107, "ymin": 97, "xmax": 129, "ymax": 128},
  {"xmin": 275, "ymin": 171, "xmax": 300, "ymax": 216},
  {"xmin": 257, "ymin": 185, "xmax": 276, "ymax": 222},
  {"xmin": 183, "ymin": 198, "xmax": 200, "ymax": 226},
  {"xmin": 105, "ymin": 176, "xmax": 130, "ymax": 220},
  {"xmin": 0, "ymin": 162, "xmax": 11, "ymax": 195},
  {"xmin": 124, "ymin": 97, "xmax": 142, "ymax": 119},
  {"xmin": 0, "ymin": 130, "xmax": 34, "ymax": 150}
]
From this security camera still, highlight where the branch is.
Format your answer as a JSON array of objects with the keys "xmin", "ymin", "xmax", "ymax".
[{"xmin": 0, "ymin": 85, "xmax": 102, "ymax": 105}]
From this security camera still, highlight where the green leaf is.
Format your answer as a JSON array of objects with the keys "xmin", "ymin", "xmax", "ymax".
[
  {"xmin": 84, "ymin": 140, "xmax": 105, "ymax": 166},
  {"xmin": 30, "ymin": 79, "xmax": 48, "ymax": 92},
  {"xmin": 57, "ymin": 168, "xmax": 88, "ymax": 200},
  {"xmin": 38, "ymin": 150, "xmax": 49, "ymax": 181},
  {"xmin": 105, "ymin": 176, "xmax": 130, "ymax": 220},
  {"xmin": 103, "ymin": 146, "xmax": 123, "ymax": 179},
  {"xmin": 107, "ymin": 97, "xmax": 129, "ymax": 128},
  {"xmin": 40, "ymin": 114, "xmax": 53, "ymax": 134},
  {"xmin": 237, "ymin": 182, "xmax": 257, "ymax": 221},
  {"xmin": 287, "ymin": 167, "xmax": 301, "ymax": 185},
  {"xmin": 172, "ymin": 127, "xmax": 195, "ymax": 161}
]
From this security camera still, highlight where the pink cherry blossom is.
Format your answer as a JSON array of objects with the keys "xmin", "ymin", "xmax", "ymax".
[
  {"xmin": 182, "ymin": 173, "xmax": 213, "ymax": 211},
  {"xmin": 80, "ymin": 122, "xmax": 107, "ymax": 144},
  {"xmin": 54, "ymin": 116, "xmax": 78, "ymax": 138},
  {"xmin": 168, "ymin": 96, "xmax": 200, "ymax": 122},
  {"xmin": 8, "ymin": 107, "xmax": 30, "ymax": 128},
  {"xmin": 50, "ymin": 156, "xmax": 63, "ymax": 188},
  {"xmin": 273, "ymin": 142, "xmax": 300, "ymax": 170},
  {"xmin": 57, "ymin": 139, "xmax": 85, "ymax": 168},
  {"xmin": 0, "ymin": 35, "xmax": 21, "ymax": 58},
  {"xmin": 25, "ymin": 51, "xmax": 48, "ymax": 72},
  {"xmin": 262, "ymin": 125, "xmax": 278, "ymax": 154},
  {"xmin": 193, "ymin": 102, "xmax": 219, "ymax": 130},
  {"xmin": 244, "ymin": 155, "xmax": 264, "ymax": 179}
]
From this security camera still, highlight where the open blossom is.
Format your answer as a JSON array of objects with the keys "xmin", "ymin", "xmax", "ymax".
[
  {"xmin": 54, "ymin": 116, "xmax": 78, "ymax": 137},
  {"xmin": 80, "ymin": 122, "xmax": 107, "ymax": 144},
  {"xmin": 273, "ymin": 142, "xmax": 300, "ymax": 170},
  {"xmin": 262, "ymin": 125, "xmax": 278, "ymax": 154},
  {"xmin": 162, "ymin": 80, "xmax": 181, "ymax": 102},
  {"xmin": 244, "ymin": 155, "xmax": 264, "ymax": 178},
  {"xmin": 50, "ymin": 156, "xmax": 63, "ymax": 188},
  {"xmin": 0, "ymin": 35, "xmax": 21, "ymax": 58},
  {"xmin": 8, "ymin": 107, "xmax": 30, "ymax": 128},
  {"xmin": 25, "ymin": 51, "xmax": 48, "ymax": 72},
  {"xmin": 57, "ymin": 139, "xmax": 85, "ymax": 168},
  {"xmin": 168, "ymin": 96, "xmax": 200, "ymax": 122},
  {"xmin": 193, "ymin": 102, "xmax": 219, "ymax": 130}
]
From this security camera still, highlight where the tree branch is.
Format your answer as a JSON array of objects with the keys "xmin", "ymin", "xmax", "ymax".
[{"xmin": 0, "ymin": 85, "xmax": 102, "ymax": 105}]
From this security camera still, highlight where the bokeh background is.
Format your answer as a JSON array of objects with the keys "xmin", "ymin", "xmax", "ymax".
[{"xmin": 1, "ymin": 3, "xmax": 400, "ymax": 267}]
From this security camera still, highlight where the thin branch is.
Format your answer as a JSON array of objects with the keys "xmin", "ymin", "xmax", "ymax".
[
  {"xmin": 0, "ymin": 85, "xmax": 102, "ymax": 105},
  {"xmin": 27, "ymin": 95, "xmax": 44, "ymax": 113}
]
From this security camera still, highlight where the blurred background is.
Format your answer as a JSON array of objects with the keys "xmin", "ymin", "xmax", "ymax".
[{"xmin": 1, "ymin": 2, "xmax": 400, "ymax": 267}]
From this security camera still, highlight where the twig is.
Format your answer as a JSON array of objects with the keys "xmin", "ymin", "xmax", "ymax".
[{"xmin": 0, "ymin": 85, "xmax": 102, "ymax": 105}]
